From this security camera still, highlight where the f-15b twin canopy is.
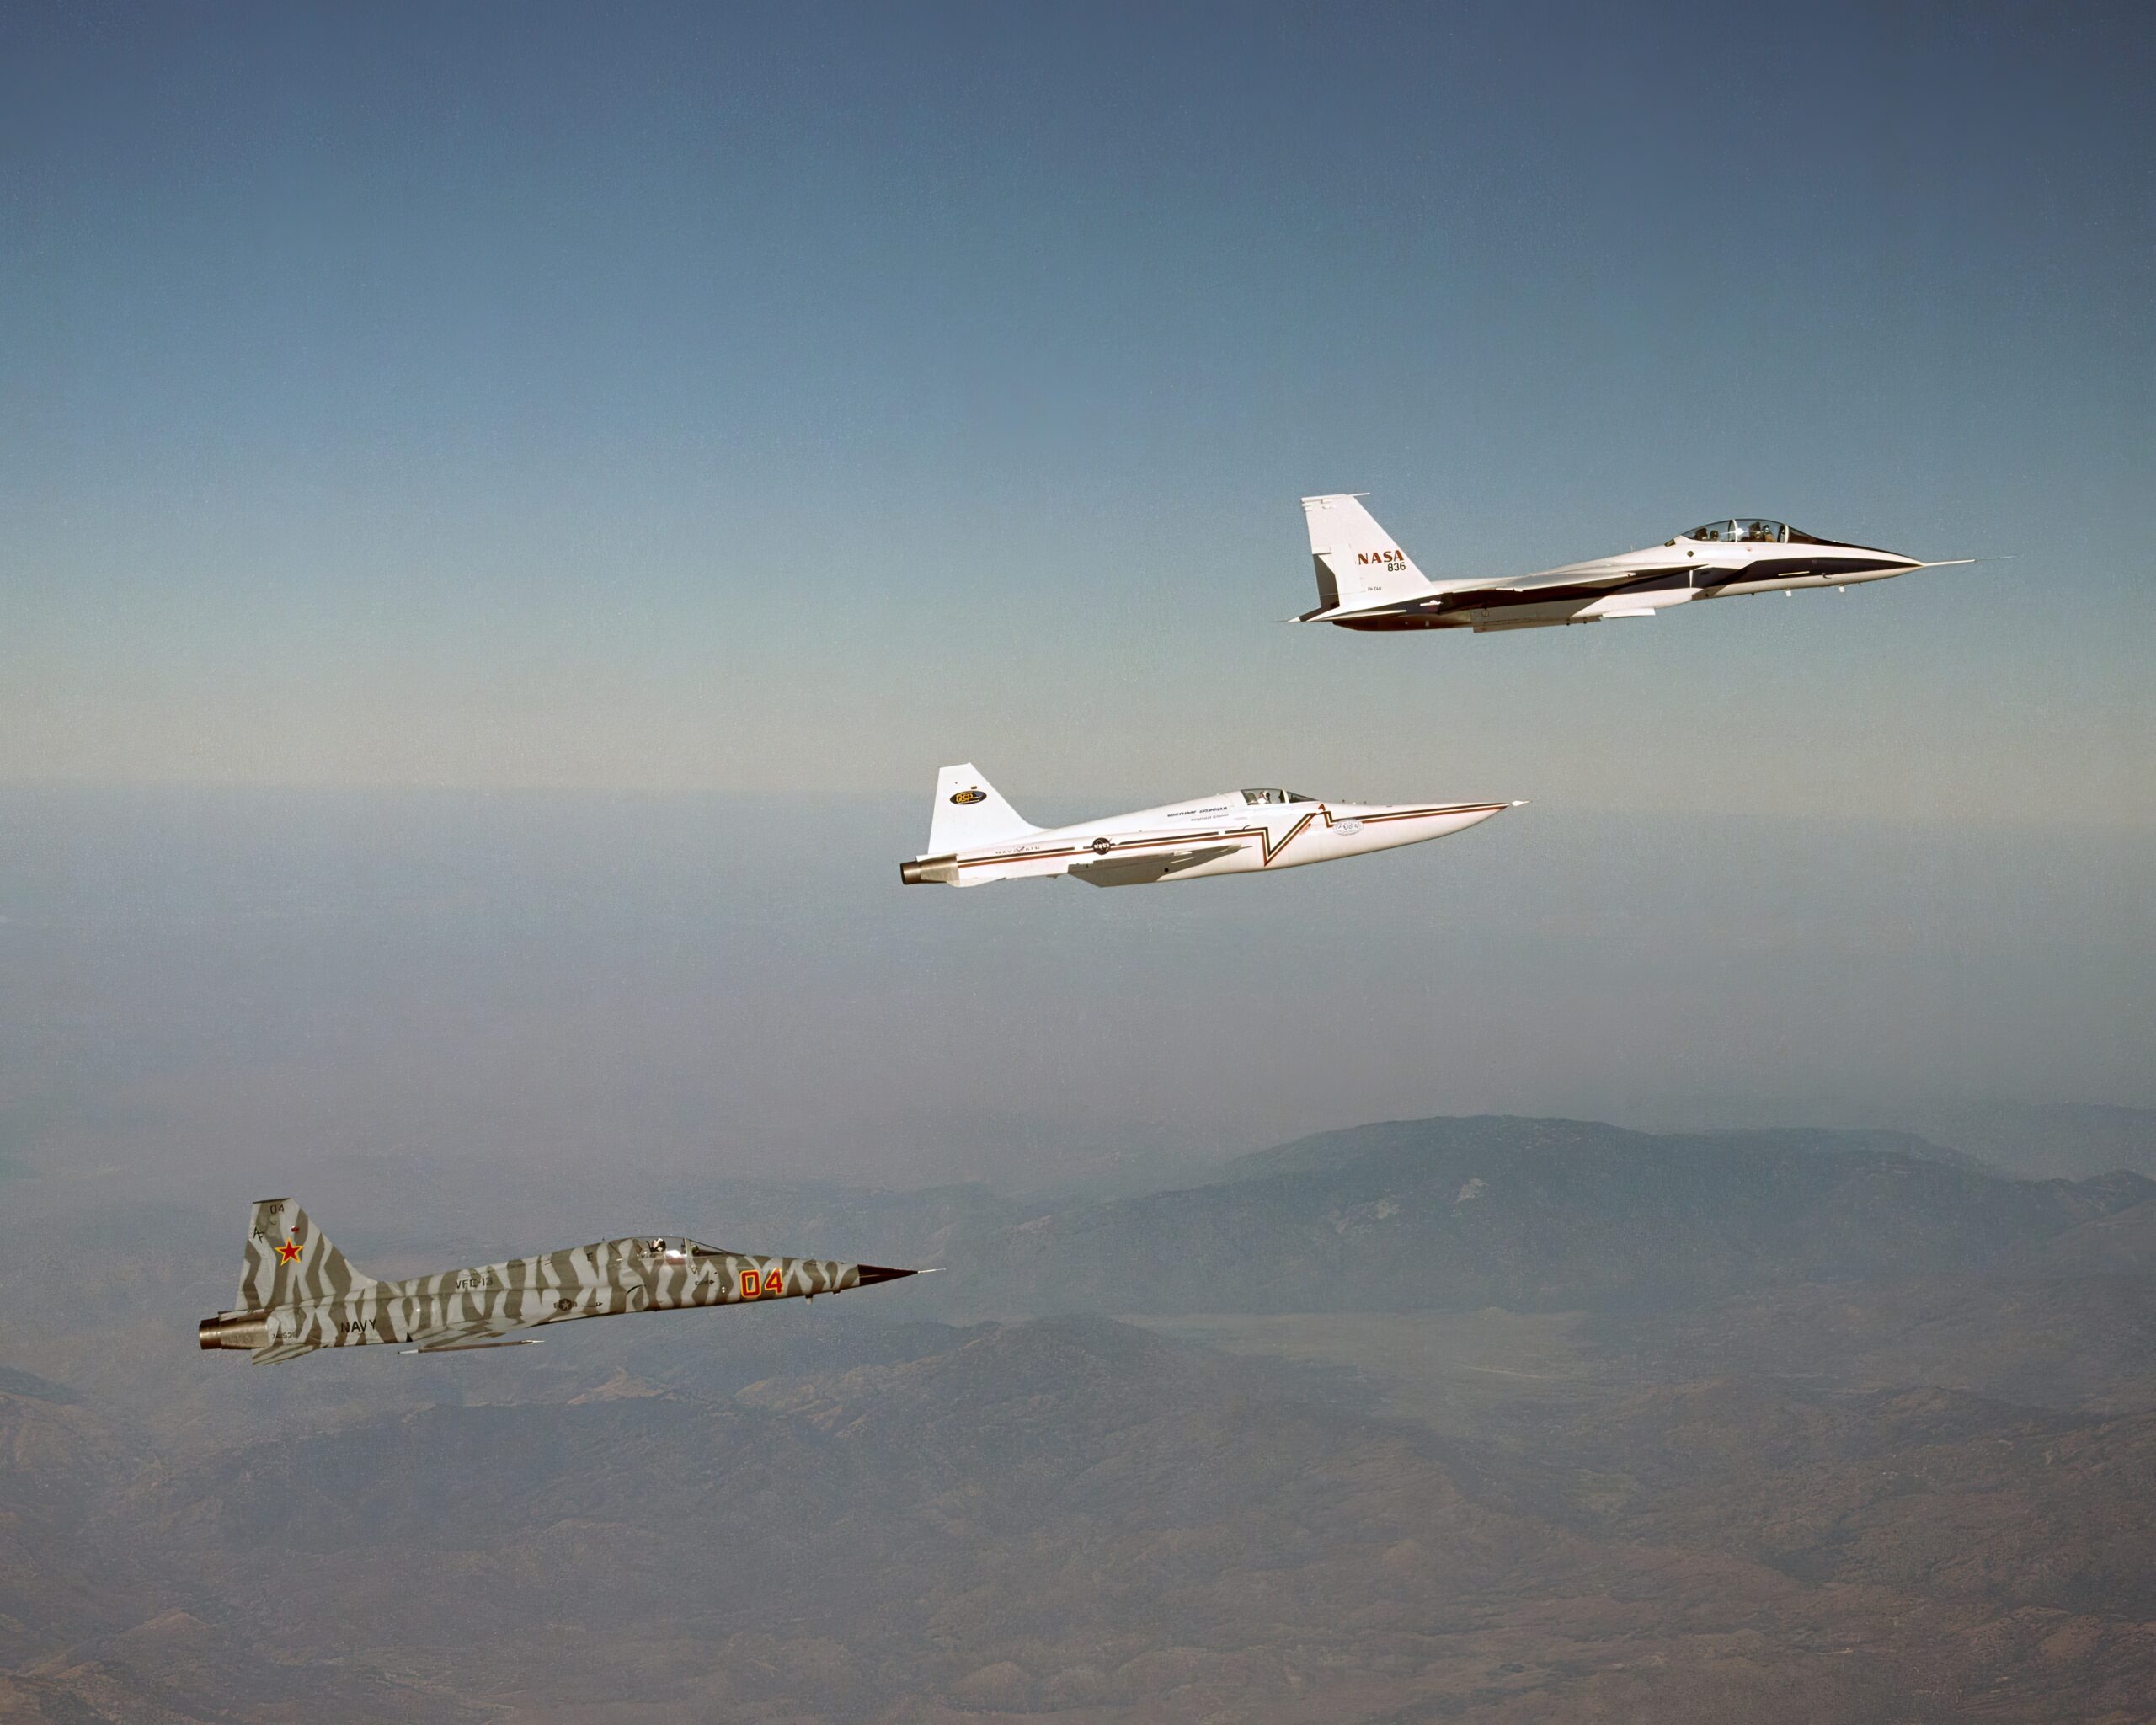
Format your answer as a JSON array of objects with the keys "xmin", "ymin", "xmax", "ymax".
[{"xmin": 1296, "ymin": 493, "xmax": 1968, "ymax": 633}]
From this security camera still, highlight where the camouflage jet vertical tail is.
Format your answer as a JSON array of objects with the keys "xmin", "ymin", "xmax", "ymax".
[{"xmin": 239, "ymin": 1198, "xmax": 378, "ymax": 1311}]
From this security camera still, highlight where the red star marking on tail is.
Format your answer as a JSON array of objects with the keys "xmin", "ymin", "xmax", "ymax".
[{"xmin": 276, "ymin": 1238, "xmax": 302, "ymax": 1264}]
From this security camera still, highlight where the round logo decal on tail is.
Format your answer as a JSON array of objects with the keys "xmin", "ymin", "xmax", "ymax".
[{"xmin": 950, "ymin": 789, "xmax": 986, "ymax": 805}]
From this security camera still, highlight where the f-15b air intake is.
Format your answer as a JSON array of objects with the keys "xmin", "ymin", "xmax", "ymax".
[
  {"xmin": 901, "ymin": 766, "xmax": 1518, "ymax": 888},
  {"xmin": 199, "ymin": 1199, "xmax": 923, "ymax": 1363},
  {"xmin": 1296, "ymin": 493, "xmax": 1972, "ymax": 633}
]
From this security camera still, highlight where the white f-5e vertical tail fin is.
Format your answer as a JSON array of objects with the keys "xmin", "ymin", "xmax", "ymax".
[
  {"xmin": 928, "ymin": 764, "xmax": 1039, "ymax": 854},
  {"xmin": 1300, "ymin": 493, "xmax": 1435, "ymax": 614}
]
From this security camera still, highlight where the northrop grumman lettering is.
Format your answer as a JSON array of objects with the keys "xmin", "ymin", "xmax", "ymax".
[
  {"xmin": 900, "ymin": 766, "xmax": 1518, "ymax": 889},
  {"xmin": 1296, "ymin": 494, "xmax": 1972, "ymax": 633},
  {"xmin": 198, "ymin": 1200, "xmax": 924, "ymax": 1363}
]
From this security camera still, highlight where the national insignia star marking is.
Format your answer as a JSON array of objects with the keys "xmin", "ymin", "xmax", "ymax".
[{"xmin": 276, "ymin": 1238, "xmax": 302, "ymax": 1264}]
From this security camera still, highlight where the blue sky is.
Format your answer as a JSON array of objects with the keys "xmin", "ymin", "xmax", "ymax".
[
  {"xmin": 2, "ymin": 3, "xmax": 2152, "ymax": 1172},
  {"xmin": 5, "ymin": 0, "xmax": 2149, "ymax": 824}
]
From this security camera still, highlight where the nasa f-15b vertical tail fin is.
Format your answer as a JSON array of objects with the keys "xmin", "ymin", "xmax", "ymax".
[
  {"xmin": 1300, "ymin": 493, "xmax": 1436, "ymax": 616},
  {"xmin": 240, "ymin": 1199, "xmax": 377, "ymax": 1311},
  {"xmin": 928, "ymin": 763, "xmax": 1039, "ymax": 854}
]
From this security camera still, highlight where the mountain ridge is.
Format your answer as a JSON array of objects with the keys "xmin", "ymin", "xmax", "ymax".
[{"xmin": 947, "ymin": 1114, "xmax": 2155, "ymax": 1317}]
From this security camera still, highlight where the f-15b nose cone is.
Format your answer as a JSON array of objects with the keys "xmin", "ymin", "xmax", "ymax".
[{"xmin": 854, "ymin": 1263, "xmax": 919, "ymax": 1286}]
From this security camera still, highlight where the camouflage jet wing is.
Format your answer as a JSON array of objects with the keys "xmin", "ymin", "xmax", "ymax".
[
  {"xmin": 400, "ymin": 1310, "xmax": 544, "ymax": 1354},
  {"xmin": 1068, "ymin": 844, "xmax": 1241, "ymax": 887}
]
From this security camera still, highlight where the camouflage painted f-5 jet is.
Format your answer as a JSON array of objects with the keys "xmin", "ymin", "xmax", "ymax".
[{"xmin": 199, "ymin": 1199, "xmax": 925, "ymax": 1364}]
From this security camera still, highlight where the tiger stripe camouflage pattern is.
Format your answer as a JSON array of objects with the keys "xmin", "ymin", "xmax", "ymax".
[{"xmin": 200, "ymin": 1199, "xmax": 923, "ymax": 1364}]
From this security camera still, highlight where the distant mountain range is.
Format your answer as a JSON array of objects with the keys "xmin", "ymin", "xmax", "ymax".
[
  {"xmin": 944, "ymin": 1114, "xmax": 2156, "ymax": 1317},
  {"xmin": 3, "ymin": 1107, "xmax": 2154, "ymax": 1722},
  {"xmin": 1635, "ymin": 1099, "xmax": 2156, "ymax": 1181},
  {"xmin": 1901, "ymin": 1102, "xmax": 2156, "ymax": 1181}
]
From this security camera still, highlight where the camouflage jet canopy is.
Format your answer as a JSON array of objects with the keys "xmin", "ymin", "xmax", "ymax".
[{"xmin": 200, "ymin": 1199, "xmax": 925, "ymax": 1364}]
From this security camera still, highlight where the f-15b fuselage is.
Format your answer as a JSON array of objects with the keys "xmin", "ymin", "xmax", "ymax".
[
  {"xmin": 901, "ymin": 767, "xmax": 1516, "ymax": 888},
  {"xmin": 1299, "ymin": 496, "xmax": 1967, "ymax": 633},
  {"xmin": 198, "ymin": 1199, "xmax": 920, "ymax": 1363}
]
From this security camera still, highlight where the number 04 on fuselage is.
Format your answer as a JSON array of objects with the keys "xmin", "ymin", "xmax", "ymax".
[{"xmin": 900, "ymin": 766, "xmax": 1519, "ymax": 889}]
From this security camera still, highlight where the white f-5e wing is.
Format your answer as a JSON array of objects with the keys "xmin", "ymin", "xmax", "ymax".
[{"xmin": 1067, "ymin": 844, "xmax": 1242, "ymax": 887}]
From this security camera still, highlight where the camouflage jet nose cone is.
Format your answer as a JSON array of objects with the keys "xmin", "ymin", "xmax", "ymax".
[{"xmin": 854, "ymin": 1264, "xmax": 919, "ymax": 1286}]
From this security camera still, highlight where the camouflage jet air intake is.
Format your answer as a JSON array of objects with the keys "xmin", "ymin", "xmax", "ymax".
[{"xmin": 199, "ymin": 1199, "xmax": 926, "ymax": 1364}]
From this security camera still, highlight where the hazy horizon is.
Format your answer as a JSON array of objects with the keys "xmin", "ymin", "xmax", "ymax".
[{"xmin": 5, "ymin": 786, "xmax": 2148, "ymax": 1205}]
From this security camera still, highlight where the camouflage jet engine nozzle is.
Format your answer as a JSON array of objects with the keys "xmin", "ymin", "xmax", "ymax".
[{"xmin": 199, "ymin": 1313, "xmax": 270, "ymax": 1352}]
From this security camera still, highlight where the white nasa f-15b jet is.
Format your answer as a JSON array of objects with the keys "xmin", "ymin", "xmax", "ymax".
[
  {"xmin": 1296, "ymin": 494, "xmax": 1972, "ymax": 633},
  {"xmin": 900, "ymin": 766, "xmax": 1518, "ymax": 889}
]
